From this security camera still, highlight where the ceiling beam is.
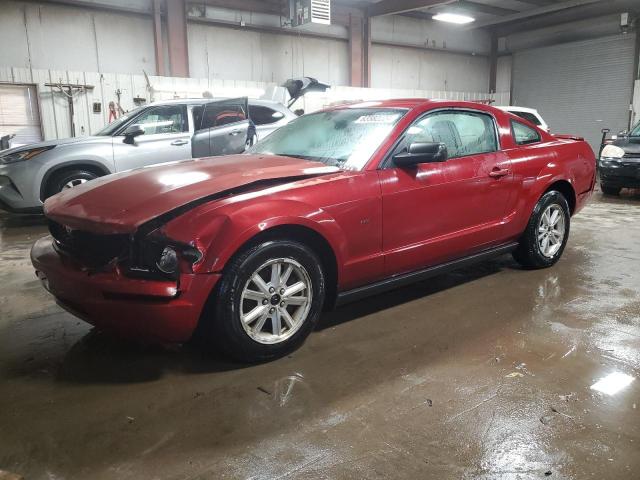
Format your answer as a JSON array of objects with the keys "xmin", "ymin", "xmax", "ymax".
[
  {"xmin": 492, "ymin": 0, "xmax": 640, "ymax": 36},
  {"xmin": 469, "ymin": 0, "xmax": 605, "ymax": 29},
  {"xmin": 515, "ymin": 0, "xmax": 556, "ymax": 6},
  {"xmin": 200, "ymin": 0, "xmax": 287, "ymax": 17},
  {"xmin": 446, "ymin": 1, "xmax": 521, "ymax": 16},
  {"xmin": 367, "ymin": 0, "xmax": 454, "ymax": 17}
]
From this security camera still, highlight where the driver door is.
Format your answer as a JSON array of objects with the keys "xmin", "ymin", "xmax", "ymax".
[
  {"xmin": 112, "ymin": 104, "xmax": 191, "ymax": 171},
  {"xmin": 191, "ymin": 98, "xmax": 250, "ymax": 158},
  {"xmin": 379, "ymin": 109, "xmax": 514, "ymax": 276}
]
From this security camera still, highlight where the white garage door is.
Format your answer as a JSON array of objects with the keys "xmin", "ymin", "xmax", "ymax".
[
  {"xmin": 0, "ymin": 84, "xmax": 43, "ymax": 147},
  {"xmin": 512, "ymin": 35, "xmax": 635, "ymax": 151}
]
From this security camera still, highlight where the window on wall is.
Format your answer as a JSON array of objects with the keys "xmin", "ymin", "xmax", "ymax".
[
  {"xmin": 133, "ymin": 105, "xmax": 187, "ymax": 135},
  {"xmin": 511, "ymin": 120, "xmax": 541, "ymax": 145},
  {"xmin": 401, "ymin": 110, "xmax": 498, "ymax": 159}
]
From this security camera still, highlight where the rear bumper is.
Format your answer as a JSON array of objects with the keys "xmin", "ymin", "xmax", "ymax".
[{"xmin": 31, "ymin": 236, "xmax": 220, "ymax": 343}]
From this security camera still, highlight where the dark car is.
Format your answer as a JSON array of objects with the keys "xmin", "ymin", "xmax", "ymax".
[{"xmin": 599, "ymin": 122, "xmax": 640, "ymax": 195}]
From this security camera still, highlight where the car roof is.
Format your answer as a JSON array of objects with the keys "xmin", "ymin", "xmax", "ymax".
[
  {"xmin": 327, "ymin": 98, "xmax": 503, "ymax": 112},
  {"xmin": 145, "ymin": 98, "xmax": 287, "ymax": 108},
  {"xmin": 495, "ymin": 106, "xmax": 540, "ymax": 114}
]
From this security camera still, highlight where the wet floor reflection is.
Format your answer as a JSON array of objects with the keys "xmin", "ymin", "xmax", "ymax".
[{"xmin": 0, "ymin": 192, "xmax": 639, "ymax": 479}]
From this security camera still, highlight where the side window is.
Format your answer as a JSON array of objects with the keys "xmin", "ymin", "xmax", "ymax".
[
  {"xmin": 400, "ymin": 110, "xmax": 498, "ymax": 159},
  {"xmin": 512, "ymin": 120, "xmax": 541, "ymax": 145},
  {"xmin": 512, "ymin": 111, "xmax": 541, "ymax": 126},
  {"xmin": 249, "ymin": 105, "xmax": 285, "ymax": 125},
  {"xmin": 132, "ymin": 105, "xmax": 187, "ymax": 135},
  {"xmin": 200, "ymin": 103, "xmax": 247, "ymax": 130}
]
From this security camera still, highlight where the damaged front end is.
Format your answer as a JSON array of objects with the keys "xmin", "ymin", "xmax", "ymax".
[{"xmin": 48, "ymin": 219, "xmax": 203, "ymax": 282}]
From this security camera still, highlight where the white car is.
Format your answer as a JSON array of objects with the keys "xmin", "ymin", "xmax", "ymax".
[{"xmin": 496, "ymin": 106, "xmax": 550, "ymax": 132}]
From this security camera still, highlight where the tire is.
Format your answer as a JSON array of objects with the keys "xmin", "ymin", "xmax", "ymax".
[
  {"xmin": 45, "ymin": 169, "xmax": 99, "ymax": 199},
  {"xmin": 512, "ymin": 190, "xmax": 571, "ymax": 269},
  {"xmin": 601, "ymin": 184, "xmax": 621, "ymax": 196},
  {"xmin": 202, "ymin": 239, "xmax": 326, "ymax": 362}
]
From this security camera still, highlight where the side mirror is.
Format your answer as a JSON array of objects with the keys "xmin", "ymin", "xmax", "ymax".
[
  {"xmin": 393, "ymin": 142, "xmax": 447, "ymax": 167},
  {"xmin": 123, "ymin": 125, "xmax": 144, "ymax": 144}
]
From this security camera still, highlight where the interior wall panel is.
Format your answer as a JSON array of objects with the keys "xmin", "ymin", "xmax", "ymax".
[
  {"xmin": 371, "ymin": 44, "xmax": 490, "ymax": 93},
  {"xmin": 0, "ymin": 1, "xmax": 156, "ymax": 75},
  {"xmin": 187, "ymin": 23, "xmax": 350, "ymax": 86}
]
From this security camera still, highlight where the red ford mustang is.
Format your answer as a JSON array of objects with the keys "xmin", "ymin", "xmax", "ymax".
[{"xmin": 31, "ymin": 99, "xmax": 596, "ymax": 361}]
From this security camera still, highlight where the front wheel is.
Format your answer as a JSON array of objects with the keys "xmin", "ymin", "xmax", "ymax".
[
  {"xmin": 202, "ymin": 239, "xmax": 325, "ymax": 362},
  {"xmin": 45, "ymin": 169, "xmax": 99, "ymax": 199},
  {"xmin": 513, "ymin": 190, "xmax": 570, "ymax": 269}
]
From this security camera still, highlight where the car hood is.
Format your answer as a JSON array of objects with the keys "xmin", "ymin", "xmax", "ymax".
[
  {"xmin": 612, "ymin": 137, "xmax": 640, "ymax": 154},
  {"xmin": 1, "ymin": 136, "xmax": 108, "ymax": 155},
  {"xmin": 44, "ymin": 154, "xmax": 341, "ymax": 234}
]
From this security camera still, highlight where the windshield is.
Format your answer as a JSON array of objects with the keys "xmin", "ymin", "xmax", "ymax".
[
  {"xmin": 630, "ymin": 122, "xmax": 640, "ymax": 137},
  {"xmin": 94, "ymin": 106, "xmax": 145, "ymax": 136},
  {"xmin": 248, "ymin": 108, "xmax": 406, "ymax": 170}
]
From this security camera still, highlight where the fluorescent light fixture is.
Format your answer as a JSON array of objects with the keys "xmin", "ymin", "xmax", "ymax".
[
  {"xmin": 590, "ymin": 372, "xmax": 635, "ymax": 396},
  {"xmin": 432, "ymin": 13, "xmax": 475, "ymax": 24}
]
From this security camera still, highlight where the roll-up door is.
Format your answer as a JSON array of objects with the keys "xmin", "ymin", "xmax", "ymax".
[
  {"xmin": 0, "ymin": 84, "xmax": 43, "ymax": 147},
  {"xmin": 512, "ymin": 35, "xmax": 635, "ymax": 151}
]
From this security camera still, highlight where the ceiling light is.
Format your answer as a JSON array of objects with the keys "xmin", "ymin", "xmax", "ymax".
[{"xmin": 432, "ymin": 13, "xmax": 475, "ymax": 24}]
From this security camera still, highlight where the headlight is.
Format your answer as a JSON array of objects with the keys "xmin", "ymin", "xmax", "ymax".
[
  {"xmin": 130, "ymin": 232, "xmax": 202, "ymax": 279},
  {"xmin": 0, "ymin": 146, "xmax": 55, "ymax": 164},
  {"xmin": 157, "ymin": 247, "xmax": 179, "ymax": 274},
  {"xmin": 600, "ymin": 145, "xmax": 625, "ymax": 159}
]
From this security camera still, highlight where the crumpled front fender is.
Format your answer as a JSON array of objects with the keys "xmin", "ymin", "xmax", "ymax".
[{"xmin": 162, "ymin": 198, "xmax": 346, "ymax": 280}]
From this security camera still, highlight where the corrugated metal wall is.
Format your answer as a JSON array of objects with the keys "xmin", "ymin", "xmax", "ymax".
[
  {"xmin": 0, "ymin": 66, "xmax": 509, "ymax": 142},
  {"xmin": 512, "ymin": 35, "xmax": 636, "ymax": 151}
]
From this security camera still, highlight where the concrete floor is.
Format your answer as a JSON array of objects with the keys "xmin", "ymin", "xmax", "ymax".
[{"xmin": 0, "ymin": 191, "xmax": 639, "ymax": 480}]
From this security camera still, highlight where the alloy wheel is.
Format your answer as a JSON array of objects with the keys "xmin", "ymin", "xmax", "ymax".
[
  {"xmin": 240, "ymin": 258, "xmax": 313, "ymax": 344},
  {"xmin": 537, "ymin": 204, "xmax": 566, "ymax": 258},
  {"xmin": 63, "ymin": 178, "xmax": 88, "ymax": 189}
]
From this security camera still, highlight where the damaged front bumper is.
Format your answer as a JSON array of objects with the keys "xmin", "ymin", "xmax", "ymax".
[{"xmin": 31, "ymin": 236, "xmax": 220, "ymax": 343}]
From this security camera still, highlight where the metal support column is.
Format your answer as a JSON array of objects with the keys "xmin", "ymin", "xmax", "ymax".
[
  {"xmin": 489, "ymin": 34, "xmax": 498, "ymax": 94},
  {"xmin": 166, "ymin": 0, "xmax": 189, "ymax": 77},
  {"xmin": 152, "ymin": 0, "xmax": 166, "ymax": 77}
]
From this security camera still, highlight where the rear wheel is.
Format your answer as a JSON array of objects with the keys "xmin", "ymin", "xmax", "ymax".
[
  {"xmin": 601, "ymin": 184, "xmax": 621, "ymax": 196},
  {"xmin": 202, "ymin": 239, "xmax": 325, "ymax": 362},
  {"xmin": 513, "ymin": 190, "xmax": 570, "ymax": 269},
  {"xmin": 45, "ymin": 169, "xmax": 99, "ymax": 199}
]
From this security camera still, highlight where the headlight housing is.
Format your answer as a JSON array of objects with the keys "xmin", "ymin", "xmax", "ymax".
[
  {"xmin": 129, "ymin": 231, "xmax": 202, "ymax": 279},
  {"xmin": 0, "ymin": 146, "xmax": 55, "ymax": 164},
  {"xmin": 600, "ymin": 145, "xmax": 625, "ymax": 160}
]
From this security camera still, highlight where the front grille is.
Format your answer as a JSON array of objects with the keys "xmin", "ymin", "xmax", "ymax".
[
  {"xmin": 623, "ymin": 152, "xmax": 640, "ymax": 159},
  {"xmin": 49, "ymin": 220, "xmax": 130, "ymax": 268}
]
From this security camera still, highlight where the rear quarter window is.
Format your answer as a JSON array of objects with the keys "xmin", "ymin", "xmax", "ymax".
[
  {"xmin": 249, "ymin": 105, "xmax": 286, "ymax": 125},
  {"xmin": 512, "ymin": 111, "xmax": 542, "ymax": 126},
  {"xmin": 512, "ymin": 120, "xmax": 541, "ymax": 145}
]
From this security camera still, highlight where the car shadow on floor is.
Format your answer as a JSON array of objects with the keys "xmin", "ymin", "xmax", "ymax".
[{"xmin": 50, "ymin": 255, "xmax": 517, "ymax": 385}]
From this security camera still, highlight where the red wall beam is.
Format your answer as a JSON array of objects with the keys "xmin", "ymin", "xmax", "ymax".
[{"xmin": 166, "ymin": 0, "xmax": 189, "ymax": 77}]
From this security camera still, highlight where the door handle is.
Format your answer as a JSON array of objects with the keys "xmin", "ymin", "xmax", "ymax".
[
  {"xmin": 229, "ymin": 130, "xmax": 241, "ymax": 136},
  {"xmin": 489, "ymin": 167, "xmax": 510, "ymax": 178},
  {"xmin": 171, "ymin": 139, "xmax": 188, "ymax": 146}
]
